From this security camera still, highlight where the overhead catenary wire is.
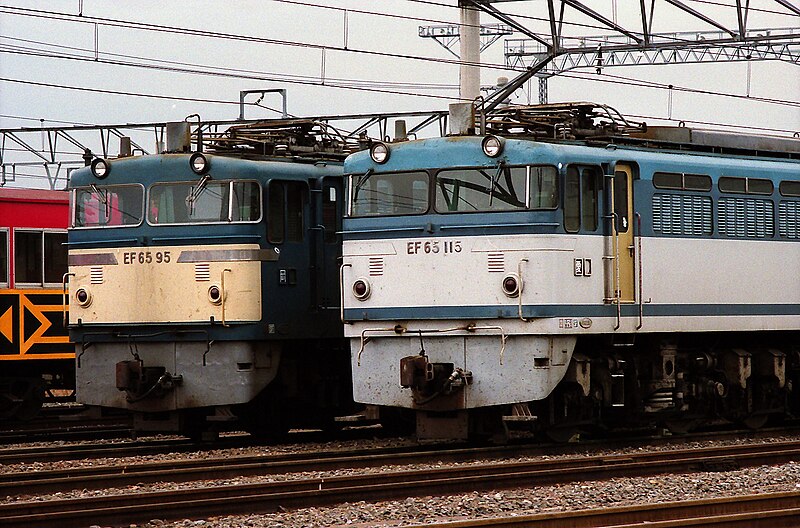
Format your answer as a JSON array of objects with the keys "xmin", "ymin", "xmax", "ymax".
[
  {"xmin": 0, "ymin": 1, "xmax": 797, "ymax": 140},
  {"xmin": 1, "ymin": 28, "xmax": 798, "ymax": 111}
]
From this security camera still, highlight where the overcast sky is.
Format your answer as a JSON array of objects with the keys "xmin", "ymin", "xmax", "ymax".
[{"xmin": 1, "ymin": 1, "xmax": 798, "ymax": 188}]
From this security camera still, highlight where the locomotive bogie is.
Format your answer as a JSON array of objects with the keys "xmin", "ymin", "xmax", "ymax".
[{"xmin": 68, "ymin": 243, "xmax": 264, "ymax": 325}]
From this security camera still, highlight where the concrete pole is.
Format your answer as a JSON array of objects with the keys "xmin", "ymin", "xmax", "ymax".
[{"xmin": 459, "ymin": 1, "xmax": 481, "ymax": 102}]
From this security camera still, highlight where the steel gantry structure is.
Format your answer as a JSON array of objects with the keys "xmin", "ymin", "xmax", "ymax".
[
  {"xmin": 0, "ymin": 110, "xmax": 452, "ymax": 190},
  {"xmin": 435, "ymin": 0, "xmax": 800, "ymax": 107}
]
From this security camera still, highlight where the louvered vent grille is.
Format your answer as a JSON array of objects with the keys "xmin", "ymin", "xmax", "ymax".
[
  {"xmin": 487, "ymin": 252, "xmax": 504, "ymax": 273},
  {"xmin": 368, "ymin": 257, "xmax": 384, "ymax": 276},
  {"xmin": 90, "ymin": 267, "xmax": 103, "ymax": 284},
  {"xmin": 778, "ymin": 201, "xmax": 800, "ymax": 239},
  {"xmin": 652, "ymin": 194, "xmax": 712, "ymax": 235},
  {"xmin": 194, "ymin": 263, "xmax": 211, "ymax": 282},
  {"xmin": 718, "ymin": 197, "xmax": 774, "ymax": 238}
]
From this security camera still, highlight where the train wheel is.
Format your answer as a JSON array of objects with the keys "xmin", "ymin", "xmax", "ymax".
[
  {"xmin": 0, "ymin": 379, "xmax": 45, "ymax": 421},
  {"xmin": 239, "ymin": 388, "xmax": 291, "ymax": 439},
  {"xmin": 741, "ymin": 414, "xmax": 769, "ymax": 430},
  {"xmin": 545, "ymin": 426, "xmax": 579, "ymax": 443},
  {"xmin": 379, "ymin": 407, "xmax": 415, "ymax": 436},
  {"xmin": 663, "ymin": 419, "xmax": 699, "ymax": 435}
]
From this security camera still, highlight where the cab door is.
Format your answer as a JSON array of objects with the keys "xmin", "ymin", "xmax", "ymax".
[{"xmin": 611, "ymin": 164, "xmax": 635, "ymax": 303}]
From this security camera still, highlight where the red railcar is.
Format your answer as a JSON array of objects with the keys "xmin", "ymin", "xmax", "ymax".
[{"xmin": 0, "ymin": 187, "xmax": 72, "ymax": 419}]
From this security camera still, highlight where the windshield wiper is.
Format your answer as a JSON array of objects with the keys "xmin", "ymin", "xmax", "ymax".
[
  {"xmin": 185, "ymin": 174, "xmax": 212, "ymax": 214},
  {"xmin": 90, "ymin": 184, "xmax": 112, "ymax": 220},
  {"xmin": 354, "ymin": 169, "xmax": 374, "ymax": 194},
  {"xmin": 488, "ymin": 163, "xmax": 504, "ymax": 207}
]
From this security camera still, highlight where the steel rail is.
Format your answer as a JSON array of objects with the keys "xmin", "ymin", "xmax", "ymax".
[
  {"xmin": 1, "ymin": 439, "xmax": 799, "ymax": 527},
  {"xmin": 403, "ymin": 492, "xmax": 800, "ymax": 527}
]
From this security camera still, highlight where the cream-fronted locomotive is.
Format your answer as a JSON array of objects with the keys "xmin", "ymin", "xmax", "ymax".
[
  {"xmin": 68, "ymin": 121, "xmax": 355, "ymax": 437},
  {"xmin": 341, "ymin": 103, "xmax": 800, "ymax": 440}
]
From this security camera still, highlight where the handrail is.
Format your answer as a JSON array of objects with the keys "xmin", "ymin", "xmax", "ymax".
[
  {"xmin": 357, "ymin": 324, "xmax": 507, "ymax": 366},
  {"xmin": 61, "ymin": 272, "xmax": 75, "ymax": 326},
  {"xmin": 440, "ymin": 222, "xmax": 560, "ymax": 230},
  {"xmin": 517, "ymin": 258, "xmax": 530, "ymax": 322},
  {"xmin": 608, "ymin": 209, "xmax": 621, "ymax": 331},
  {"xmin": 339, "ymin": 263, "xmax": 352, "ymax": 324},
  {"xmin": 636, "ymin": 212, "xmax": 644, "ymax": 330},
  {"xmin": 220, "ymin": 268, "xmax": 231, "ymax": 327}
]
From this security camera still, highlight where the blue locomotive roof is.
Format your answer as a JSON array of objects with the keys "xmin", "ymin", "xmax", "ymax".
[
  {"xmin": 71, "ymin": 153, "xmax": 342, "ymax": 188},
  {"xmin": 345, "ymin": 135, "xmax": 800, "ymax": 182}
]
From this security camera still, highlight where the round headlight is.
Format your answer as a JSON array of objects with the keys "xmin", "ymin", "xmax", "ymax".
[
  {"xmin": 208, "ymin": 284, "xmax": 223, "ymax": 305},
  {"xmin": 370, "ymin": 142, "xmax": 390, "ymax": 164},
  {"xmin": 90, "ymin": 158, "xmax": 110, "ymax": 179},
  {"xmin": 502, "ymin": 274, "xmax": 522, "ymax": 298},
  {"xmin": 481, "ymin": 135, "xmax": 505, "ymax": 158},
  {"xmin": 352, "ymin": 278, "xmax": 371, "ymax": 301},
  {"xmin": 190, "ymin": 152, "xmax": 209, "ymax": 175},
  {"xmin": 75, "ymin": 287, "xmax": 92, "ymax": 307}
]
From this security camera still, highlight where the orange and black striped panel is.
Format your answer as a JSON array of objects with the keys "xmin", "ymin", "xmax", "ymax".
[{"xmin": 0, "ymin": 290, "xmax": 72, "ymax": 360}]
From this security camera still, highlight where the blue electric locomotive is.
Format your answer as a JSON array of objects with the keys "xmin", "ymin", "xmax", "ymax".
[
  {"xmin": 68, "ymin": 120, "xmax": 357, "ymax": 437},
  {"xmin": 341, "ymin": 103, "xmax": 800, "ymax": 440}
]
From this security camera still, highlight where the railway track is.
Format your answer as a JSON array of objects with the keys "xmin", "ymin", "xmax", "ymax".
[
  {"xmin": 0, "ymin": 422, "xmax": 793, "ymax": 465},
  {"xmin": 3, "ymin": 427, "xmax": 799, "ymax": 496},
  {"xmin": 403, "ymin": 492, "xmax": 800, "ymax": 527},
  {"xmin": 0, "ymin": 408, "xmax": 132, "ymax": 444},
  {"xmin": 1, "ymin": 438, "xmax": 798, "ymax": 527}
]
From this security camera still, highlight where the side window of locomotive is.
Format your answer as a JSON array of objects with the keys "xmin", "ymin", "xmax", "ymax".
[
  {"xmin": 780, "ymin": 181, "xmax": 800, "ymax": 197},
  {"xmin": 613, "ymin": 170, "xmax": 629, "ymax": 233},
  {"xmin": 530, "ymin": 166, "xmax": 558, "ymax": 209},
  {"xmin": 719, "ymin": 176, "xmax": 773, "ymax": 195},
  {"xmin": 653, "ymin": 172, "xmax": 712, "ymax": 192},
  {"xmin": 267, "ymin": 181, "xmax": 306, "ymax": 243},
  {"xmin": 322, "ymin": 185, "xmax": 338, "ymax": 244},
  {"xmin": 563, "ymin": 167, "xmax": 580, "ymax": 233},
  {"xmin": 581, "ymin": 168, "xmax": 599, "ymax": 231},
  {"xmin": 351, "ymin": 171, "xmax": 428, "ymax": 216},
  {"xmin": 75, "ymin": 185, "xmax": 144, "ymax": 227},
  {"xmin": 268, "ymin": 181, "xmax": 286, "ymax": 244},
  {"xmin": 286, "ymin": 182, "xmax": 305, "ymax": 242},
  {"xmin": 0, "ymin": 230, "xmax": 7, "ymax": 287},
  {"xmin": 435, "ymin": 167, "xmax": 526, "ymax": 213}
]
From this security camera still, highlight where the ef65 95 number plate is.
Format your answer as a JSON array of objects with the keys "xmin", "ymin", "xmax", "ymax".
[{"xmin": 123, "ymin": 251, "xmax": 172, "ymax": 264}]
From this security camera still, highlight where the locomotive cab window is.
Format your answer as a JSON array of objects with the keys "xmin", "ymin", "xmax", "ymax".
[
  {"xmin": 14, "ymin": 230, "xmax": 67, "ymax": 287},
  {"xmin": 148, "ymin": 180, "xmax": 261, "ymax": 224},
  {"xmin": 530, "ymin": 166, "xmax": 559, "ymax": 209},
  {"xmin": 564, "ymin": 166, "xmax": 601, "ymax": 233},
  {"xmin": 231, "ymin": 181, "xmax": 262, "ymax": 222},
  {"xmin": 74, "ymin": 184, "xmax": 144, "ymax": 228},
  {"xmin": 435, "ymin": 166, "xmax": 526, "ymax": 213},
  {"xmin": 350, "ymin": 171, "xmax": 428, "ymax": 217}
]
